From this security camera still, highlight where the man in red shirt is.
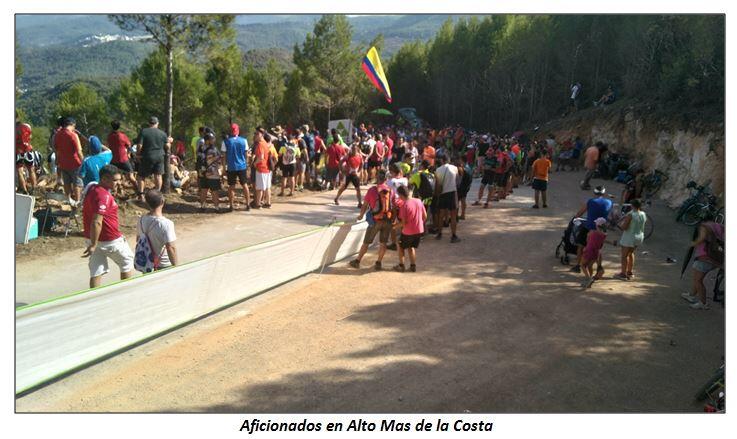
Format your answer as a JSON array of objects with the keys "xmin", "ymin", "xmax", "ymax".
[
  {"xmin": 334, "ymin": 144, "xmax": 363, "ymax": 207},
  {"xmin": 324, "ymin": 132, "xmax": 346, "ymax": 190},
  {"xmin": 54, "ymin": 117, "xmax": 85, "ymax": 203},
  {"xmin": 383, "ymin": 132, "xmax": 394, "ymax": 167},
  {"xmin": 107, "ymin": 120, "xmax": 137, "ymax": 192},
  {"xmin": 15, "ymin": 114, "xmax": 37, "ymax": 194},
  {"xmin": 82, "ymin": 165, "xmax": 134, "ymax": 288}
]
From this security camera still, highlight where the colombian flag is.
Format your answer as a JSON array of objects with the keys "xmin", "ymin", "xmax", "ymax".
[{"xmin": 362, "ymin": 46, "xmax": 392, "ymax": 103}]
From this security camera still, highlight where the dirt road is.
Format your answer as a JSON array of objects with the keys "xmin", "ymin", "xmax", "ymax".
[{"xmin": 16, "ymin": 171, "xmax": 724, "ymax": 412}]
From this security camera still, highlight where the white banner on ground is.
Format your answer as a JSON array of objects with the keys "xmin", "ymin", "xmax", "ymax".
[
  {"xmin": 15, "ymin": 221, "xmax": 368, "ymax": 394},
  {"xmin": 327, "ymin": 119, "xmax": 353, "ymax": 140},
  {"xmin": 15, "ymin": 193, "xmax": 35, "ymax": 244}
]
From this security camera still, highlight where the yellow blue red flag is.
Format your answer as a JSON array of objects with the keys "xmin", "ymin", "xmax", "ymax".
[{"xmin": 362, "ymin": 46, "xmax": 392, "ymax": 103}]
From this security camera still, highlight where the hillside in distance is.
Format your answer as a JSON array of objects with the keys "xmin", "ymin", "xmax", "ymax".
[{"xmin": 15, "ymin": 14, "xmax": 472, "ymax": 124}]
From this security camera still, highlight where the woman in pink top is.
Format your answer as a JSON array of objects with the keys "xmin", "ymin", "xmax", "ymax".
[
  {"xmin": 393, "ymin": 185, "xmax": 427, "ymax": 273},
  {"xmin": 581, "ymin": 217, "xmax": 609, "ymax": 288},
  {"xmin": 681, "ymin": 221, "xmax": 724, "ymax": 310}
]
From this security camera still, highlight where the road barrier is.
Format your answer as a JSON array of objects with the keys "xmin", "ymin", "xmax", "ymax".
[{"xmin": 16, "ymin": 220, "xmax": 367, "ymax": 394}]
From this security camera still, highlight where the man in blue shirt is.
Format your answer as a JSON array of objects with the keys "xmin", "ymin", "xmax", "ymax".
[
  {"xmin": 570, "ymin": 185, "xmax": 613, "ymax": 273},
  {"xmin": 221, "ymin": 123, "xmax": 250, "ymax": 212},
  {"xmin": 79, "ymin": 136, "xmax": 113, "ymax": 187}
]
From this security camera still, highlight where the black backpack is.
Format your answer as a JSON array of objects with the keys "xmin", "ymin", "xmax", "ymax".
[{"xmin": 418, "ymin": 172, "xmax": 435, "ymax": 199}]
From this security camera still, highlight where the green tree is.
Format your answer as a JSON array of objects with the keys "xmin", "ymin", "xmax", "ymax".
[
  {"xmin": 109, "ymin": 14, "xmax": 233, "ymax": 192},
  {"xmin": 259, "ymin": 59, "xmax": 286, "ymax": 127},
  {"xmin": 293, "ymin": 15, "xmax": 356, "ymax": 127},
  {"xmin": 204, "ymin": 44, "xmax": 246, "ymax": 126},
  {"xmin": 51, "ymin": 83, "xmax": 109, "ymax": 137},
  {"xmin": 110, "ymin": 49, "xmax": 209, "ymax": 142}
]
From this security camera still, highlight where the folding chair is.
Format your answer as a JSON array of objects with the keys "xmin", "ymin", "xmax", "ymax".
[{"xmin": 40, "ymin": 192, "xmax": 80, "ymax": 238}]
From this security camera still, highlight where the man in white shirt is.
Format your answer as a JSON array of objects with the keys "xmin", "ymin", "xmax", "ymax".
[
  {"xmin": 434, "ymin": 155, "xmax": 461, "ymax": 243},
  {"xmin": 569, "ymin": 82, "xmax": 581, "ymax": 113},
  {"xmin": 138, "ymin": 189, "xmax": 178, "ymax": 270}
]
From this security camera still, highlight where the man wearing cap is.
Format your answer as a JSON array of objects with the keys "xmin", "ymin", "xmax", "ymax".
[
  {"xmin": 570, "ymin": 185, "xmax": 613, "ymax": 274},
  {"xmin": 222, "ymin": 123, "xmax": 250, "ymax": 212},
  {"xmin": 53, "ymin": 116, "xmax": 85, "ymax": 203},
  {"xmin": 135, "ymin": 116, "xmax": 172, "ymax": 200}
]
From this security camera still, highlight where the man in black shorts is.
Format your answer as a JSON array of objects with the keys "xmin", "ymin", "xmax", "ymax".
[
  {"xmin": 434, "ymin": 155, "xmax": 461, "ymax": 243},
  {"xmin": 474, "ymin": 139, "xmax": 497, "ymax": 208},
  {"xmin": 222, "ymin": 123, "xmax": 250, "ymax": 211},
  {"xmin": 135, "ymin": 116, "xmax": 171, "ymax": 200}
]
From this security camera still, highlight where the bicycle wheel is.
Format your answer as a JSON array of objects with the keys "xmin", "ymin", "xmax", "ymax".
[
  {"xmin": 695, "ymin": 367, "xmax": 725, "ymax": 401},
  {"xmin": 683, "ymin": 204, "xmax": 705, "ymax": 226},
  {"xmin": 647, "ymin": 177, "xmax": 664, "ymax": 197},
  {"xmin": 676, "ymin": 200, "xmax": 694, "ymax": 223},
  {"xmin": 714, "ymin": 207, "xmax": 725, "ymax": 225},
  {"xmin": 644, "ymin": 215, "xmax": 654, "ymax": 240}
]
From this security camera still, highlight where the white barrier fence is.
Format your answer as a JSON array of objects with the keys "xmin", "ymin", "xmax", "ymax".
[{"xmin": 16, "ymin": 221, "xmax": 367, "ymax": 394}]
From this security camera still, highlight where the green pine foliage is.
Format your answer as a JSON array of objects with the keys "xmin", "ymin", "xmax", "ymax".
[{"xmin": 15, "ymin": 14, "xmax": 724, "ymax": 146}]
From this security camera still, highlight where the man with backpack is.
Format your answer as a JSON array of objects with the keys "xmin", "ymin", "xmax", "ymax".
[
  {"xmin": 134, "ymin": 189, "xmax": 178, "ymax": 273},
  {"xmin": 409, "ymin": 160, "xmax": 435, "ymax": 232},
  {"xmin": 82, "ymin": 165, "xmax": 134, "ymax": 288},
  {"xmin": 278, "ymin": 133, "xmax": 300, "ymax": 197},
  {"xmin": 349, "ymin": 170, "xmax": 397, "ymax": 271},
  {"xmin": 681, "ymin": 219, "xmax": 724, "ymax": 310}
]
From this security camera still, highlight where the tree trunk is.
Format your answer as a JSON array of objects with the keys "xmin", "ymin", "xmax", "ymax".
[{"xmin": 163, "ymin": 44, "xmax": 173, "ymax": 194}]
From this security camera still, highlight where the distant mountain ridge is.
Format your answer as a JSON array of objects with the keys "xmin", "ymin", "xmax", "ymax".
[{"xmin": 15, "ymin": 14, "xmax": 470, "ymax": 124}]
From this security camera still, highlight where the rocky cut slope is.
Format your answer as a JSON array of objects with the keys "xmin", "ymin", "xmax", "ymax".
[{"xmin": 540, "ymin": 100, "xmax": 725, "ymax": 209}]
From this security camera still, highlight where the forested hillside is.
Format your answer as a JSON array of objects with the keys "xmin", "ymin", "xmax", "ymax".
[
  {"xmin": 15, "ymin": 14, "xmax": 459, "ymax": 126},
  {"xmin": 386, "ymin": 15, "xmax": 724, "ymax": 131},
  {"xmin": 15, "ymin": 14, "xmax": 724, "ymax": 154}
]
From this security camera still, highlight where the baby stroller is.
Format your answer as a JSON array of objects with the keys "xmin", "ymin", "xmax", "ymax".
[{"xmin": 555, "ymin": 217, "xmax": 586, "ymax": 265}]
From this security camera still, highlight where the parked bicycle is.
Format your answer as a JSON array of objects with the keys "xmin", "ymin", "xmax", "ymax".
[
  {"xmin": 676, "ymin": 180, "xmax": 713, "ymax": 224},
  {"xmin": 695, "ymin": 362, "xmax": 724, "ymax": 413},
  {"xmin": 620, "ymin": 167, "xmax": 668, "ymax": 204},
  {"xmin": 680, "ymin": 190, "xmax": 720, "ymax": 227}
]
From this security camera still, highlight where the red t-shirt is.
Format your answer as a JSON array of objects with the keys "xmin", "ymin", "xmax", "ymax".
[
  {"xmin": 384, "ymin": 137, "xmax": 394, "ymax": 153},
  {"xmin": 511, "ymin": 144, "xmax": 521, "ymax": 156},
  {"xmin": 55, "ymin": 128, "xmax": 83, "ymax": 170},
  {"xmin": 494, "ymin": 151, "xmax": 509, "ymax": 174},
  {"xmin": 83, "ymin": 184, "xmax": 122, "ymax": 242},
  {"xmin": 399, "ymin": 197, "xmax": 426, "ymax": 236},
  {"xmin": 314, "ymin": 136, "xmax": 325, "ymax": 153},
  {"xmin": 107, "ymin": 131, "xmax": 131, "ymax": 163},
  {"xmin": 371, "ymin": 141, "xmax": 385, "ymax": 161},
  {"xmin": 345, "ymin": 154, "xmax": 363, "ymax": 174},
  {"xmin": 15, "ymin": 123, "xmax": 32, "ymax": 155},
  {"xmin": 326, "ymin": 143, "xmax": 345, "ymax": 169},
  {"xmin": 254, "ymin": 140, "xmax": 271, "ymax": 174}
]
